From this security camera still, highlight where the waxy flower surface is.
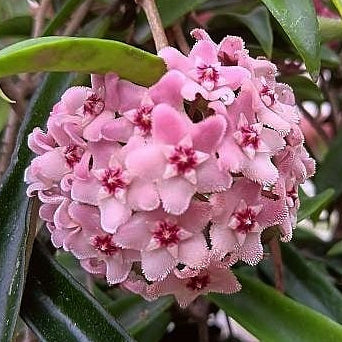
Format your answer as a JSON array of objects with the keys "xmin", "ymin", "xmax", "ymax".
[{"xmin": 25, "ymin": 29, "xmax": 315, "ymax": 307}]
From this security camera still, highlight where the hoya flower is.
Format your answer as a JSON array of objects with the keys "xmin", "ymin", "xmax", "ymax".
[
  {"xmin": 212, "ymin": 85, "xmax": 285, "ymax": 185},
  {"xmin": 126, "ymin": 103, "xmax": 230, "ymax": 214},
  {"xmin": 124, "ymin": 262, "xmax": 241, "ymax": 308},
  {"xmin": 71, "ymin": 142, "xmax": 159, "ymax": 233},
  {"xmin": 210, "ymin": 178, "xmax": 287, "ymax": 265},
  {"xmin": 61, "ymin": 202, "xmax": 139, "ymax": 284},
  {"xmin": 114, "ymin": 201, "xmax": 211, "ymax": 281},
  {"xmin": 159, "ymin": 38, "xmax": 250, "ymax": 104},
  {"xmin": 103, "ymin": 70, "xmax": 185, "ymax": 140}
]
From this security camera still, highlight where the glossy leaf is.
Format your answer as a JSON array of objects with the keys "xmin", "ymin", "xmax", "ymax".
[
  {"xmin": 328, "ymin": 240, "xmax": 342, "ymax": 256},
  {"xmin": 315, "ymin": 130, "xmax": 342, "ymax": 198},
  {"xmin": 332, "ymin": 0, "xmax": 342, "ymax": 18},
  {"xmin": 0, "ymin": 16, "xmax": 32, "ymax": 37},
  {"xmin": 259, "ymin": 244, "xmax": 342, "ymax": 322},
  {"xmin": 210, "ymin": 6, "xmax": 273, "ymax": 58},
  {"xmin": 261, "ymin": 0, "xmax": 321, "ymax": 80},
  {"xmin": 43, "ymin": 0, "xmax": 83, "ymax": 36},
  {"xmin": 0, "ymin": 37, "xmax": 166, "ymax": 86},
  {"xmin": 278, "ymin": 75, "xmax": 324, "ymax": 103},
  {"xmin": 0, "ymin": 72, "xmax": 74, "ymax": 342},
  {"xmin": 208, "ymin": 273, "xmax": 342, "ymax": 342},
  {"xmin": 134, "ymin": 0, "xmax": 207, "ymax": 44},
  {"xmin": 21, "ymin": 241, "xmax": 134, "ymax": 342},
  {"xmin": 297, "ymin": 188, "xmax": 335, "ymax": 222}
]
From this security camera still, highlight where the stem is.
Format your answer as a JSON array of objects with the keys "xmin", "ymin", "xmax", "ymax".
[
  {"xmin": 269, "ymin": 236, "xmax": 284, "ymax": 293},
  {"xmin": 33, "ymin": 0, "xmax": 51, "ymax": 37},
  {"xmin": 172, "ymin": 21, "xmax": 190, "ymax": 55},
  {"xmin": 136, "ymin": 0, "xmax": 168, "ymax": 51},
  {"xmin": 63, "ymin": 0, "xmax": 93, "ymax": 35}
]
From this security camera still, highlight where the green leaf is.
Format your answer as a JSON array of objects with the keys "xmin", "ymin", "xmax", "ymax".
[
  {"xmin": 277, "ymin": 75, "xmax": 324, "ymax": 103},
  {"xmin": 210, "ymin": 6, "xmax": 273, "ymax": 58},
  {"xmin": 0, "ymin": 87, "xmax": 15, "ymax": 103},
  {"xmin": 259, "ymin": 244, "xmax": 342, "ymax": 322},
  {"xmin": 319, "ymin": 17, "xmax": 342, "ymax": 42},
  {"xmin": 328, "ymin": 240, "xmax": 342, "ymax": 256},
  {"xmin": 0, "ymin": 37, "xmax": 166, "ymax": 87},
  {"xmin": 297, "ymin": 188, "xmax": 335, "ymax": 222},
  {"xmin": 0, "ymin": 72, "xmax": 74, "ymax": 342},
  {"xmin": 43, "ymin": 0, "xmax": 83, "ymax": 36},
  {"xmin": 261, "ymin": 0, "xmax": 321, "ymax": 80},
  {"xmin": 0, "ymin": 16, "xmax": 32, "ymax": 38},
  {"xmin": 321, "ymin": 44, "xmax": 340, "ymax": 68},
  {"xmin": 21, "ymin": 241, "xmax": 135, "ymax": 342},
  {"xmin": 209, "ymin": 273, "xmax": 342, "ymax": 342},
  {"xmin": 134, "ymin": 0, "xmax": 207, "ymax": 44},
  {"xmin": 332, "ymin": 0, "xmax": 342, "ymax": 18},
  {"xmin": 315, "ymin": 130, "xmax": 342, "ymax": 198}
]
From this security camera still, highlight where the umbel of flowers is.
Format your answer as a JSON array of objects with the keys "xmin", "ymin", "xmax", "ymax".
[{"xmin": 25, "ymin": 29, "xmax": 315, "ymax": 307}]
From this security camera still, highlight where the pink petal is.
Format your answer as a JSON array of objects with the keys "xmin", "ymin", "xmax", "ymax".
[
  {"xmin": 239, "ymin": 232, "xmax": 263, "ymax": 265},
  {"xmin": 105, "ymin": 256, "xmax": 131, "ymax": 284},
  {"xmin": 158, "ymin": 47, "xmax": 192, "ymax": 72},
  {"xmin": 99, "ymin": 197, "xmax": 131, "ymax": 233},
  {"xmin": 178, "ymin": 234, "xmax": 209, "ymax": 268},
  {"xmin": 102, "ymin": 117, "xmax": 134, "ymax": 143},
  {"xmin": 152, "ymin": 104, "xmax": 190, "ymax": 145},
  {"xmin": 142, "ymin": 248, "xmax": 177, "ymax": 281},
  {"xmin": 158, "ymin": 177, "xmax": 195, "ymax": 215},
  {"xmin": 127, "ymin": 179, "xmax": 160, "ymax": 211},
  {"xmin": 191, "ymin": 115, "xmax": 227, "ymax": 153}
]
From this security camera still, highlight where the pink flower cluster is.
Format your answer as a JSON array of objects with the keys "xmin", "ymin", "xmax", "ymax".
[{"xmin": 25, "ymin": 29, "xmax": 315, "ymax": 307}]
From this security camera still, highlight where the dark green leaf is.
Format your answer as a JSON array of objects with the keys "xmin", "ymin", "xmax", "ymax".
[
  {"xmin": 21, "ymin": 241, "xmax": 135, "ymax": 342},
  {"xmin": 315, "ymin": 130, "xmax": 342, "ymax": 198},
  {"xmin": 259, "ymin": 244, "xmax": 342, "ymax": 322},
  {"xmin": 209, "ymin": 6, "xmax": 273, "ymax": 58},
  {"xmin": 0, "ymin": 72, "xmax": 74, "ymax": 342},
  {"xmin": 134, "ymin": 0, "xmax": 207, "ymax": 44},
  {"xmin": 209, "ymin": 273, "xmax": 342, "ymax": 342},
  {"xmin": 328, "ymin": 240, "xmax": 342, "ymax": 256},
  {"xmin": 278, "ymin": 75, "xmax": 324, "ymax": 103},
  {"xmin": 261, "ymin": 0, "xmax": 321, "ymax": 80},
  {"xmin": 297, "ymin": 188, "xmax": 334, "ymax": 222},
  {"xmin": 43, "ymin": 0, "xmax": 83, "ymax": 36},
  {"xmin": 0, "ymin": 37, "xmax": 166, "ymax": 87},
  {"xmin": 320, "ymin": 45, "xmax": 340, "ymax": 68},
  {"xmin": 0, "ymin": 16, "xmax": 32, "ymax": 37}
]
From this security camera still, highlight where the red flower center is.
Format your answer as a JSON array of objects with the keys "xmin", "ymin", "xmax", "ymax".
[
  {"xmin": 101, "ymin": 168, "xmax": 127, "ymax": 195},
  {"xmin": 239, "ymin": 126, "xmax": 260, "ymax": 149},
  {"xmin": 186, "ymin": 274, "xmax": 210, "ymax": 291},
  {"xmin": 260, "ymin": 84, "xmax": 276, "ymax": 107},
  {"xmin": 91, "ymin": 234, "xmax": 119, "ymax": 256},
  {"xmin": 133, "ymin": 105, "xmax": 153, "ymax": 135},
  {"xmin": 197, "ymin": 64, "xmax": 219, "ymax": 86},
  {"xmin": 169, "ymin": 146, "xmax": 198, "ymax": 175},
  {"xmin": 153, "ymin": 221, "xmax": 180, "ymax": 247},
  {"xmin": 64, "ymin": 145, "xmax": 84, "ymax": 168},
  {"xmin": 84, "ymin": 93, "xmax": 105, "ymax": 116},
  {"xmin": 232, "ymin": 207, "xmax": 257, "ymax": 234}
]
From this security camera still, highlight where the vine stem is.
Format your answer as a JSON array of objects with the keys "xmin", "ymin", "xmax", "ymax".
[
  {"xmin": 136, "ymin": 0, "xmax": 168, "ymax": 51},
  {"xmin": 269, "ymin": 236, "xmax": 284, "ymax": 293}
]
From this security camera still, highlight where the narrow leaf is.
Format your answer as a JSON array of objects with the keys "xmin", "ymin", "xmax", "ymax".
[
  {"xmin": 43, "ymin": 0, "xmax": 83, "ymax": 36},
  {"xmin": 21, "ymin": 241, "xmax": 135, "ymax": 342},
  {"xmin": 328, "ymin": 240, "xmax": 342, "ymax": 256},
  {"xmin": 209, "ymin": 273, "xmax": 342, "ymax": 342},
  {"xmin": 0, "ymin": 16, "xmax": 32, "ymax": 37},
  {"xmin": 261, "ymin": 0, "xmax": 321, "ymax": 80},
  {"xmin": 259, "ymin": 244, "xmax": 342, "ymax": 322},
  {"xmin": 319, "ymin": 17, "xmax": 342, "ymax": 42},
  {"xmin": 297, "ymin": 188, "xmax": 335, "ymax": 222},
  {"xmin": 0, "ymin": 72, "xmax": 74, "ymax": 342},
  {"xmin": 0, "ymin": 87, "xmax": 15, "ymax": 103},
  {"xmin": 332, "ymin": 0, "xmax": 342, "ymax": 18},
  {"xmin": 0, "ymin": 37, "xmax": 166, "ymax": 86}
]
